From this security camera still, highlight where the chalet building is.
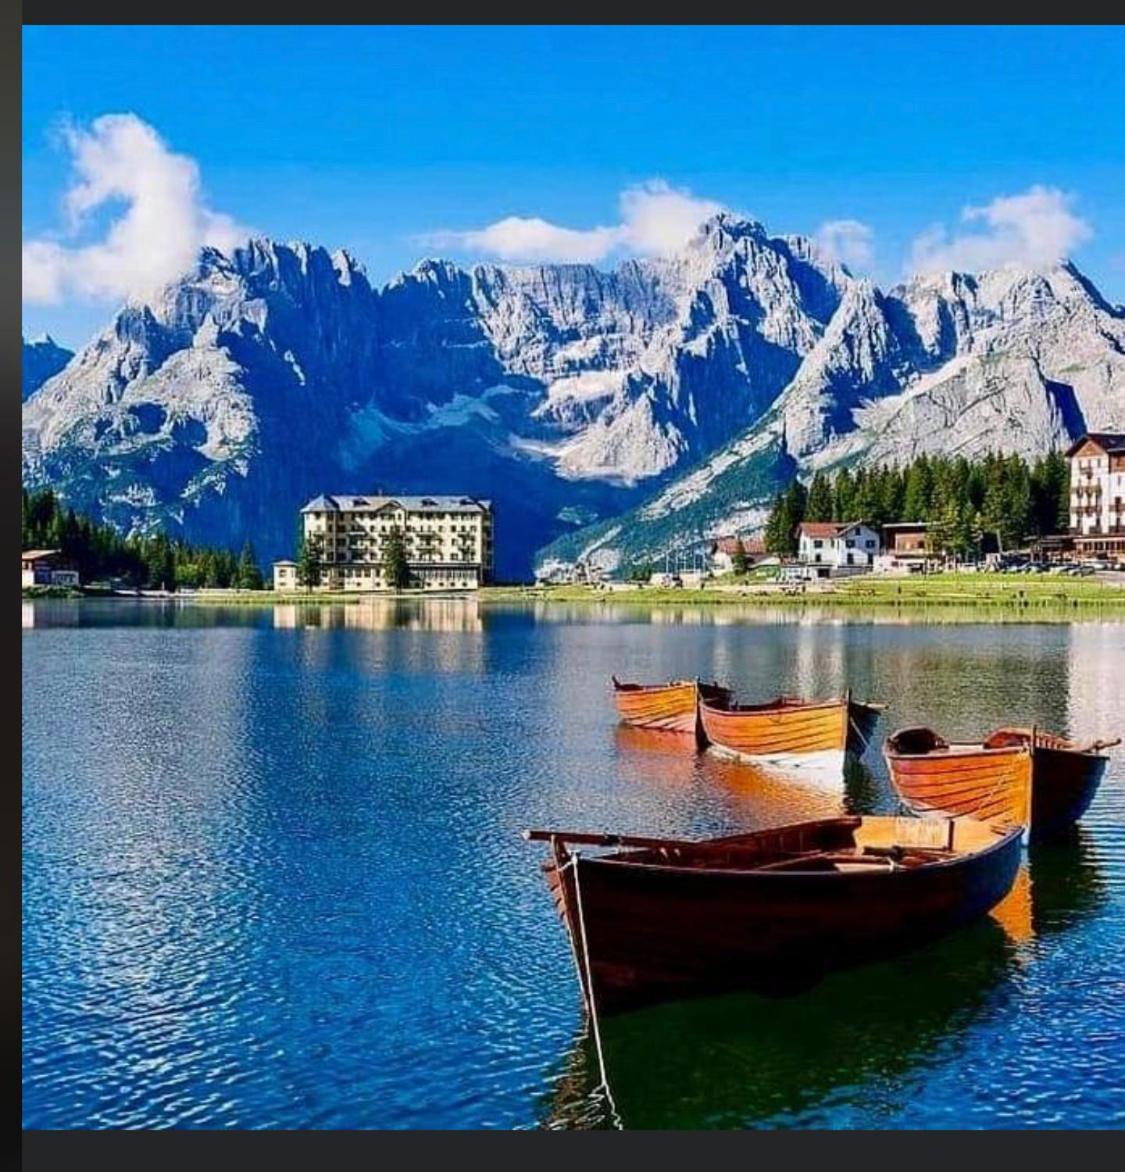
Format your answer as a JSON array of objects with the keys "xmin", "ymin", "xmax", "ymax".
[
  {"xmin": 21, "ymin": 549, "xmax": 80, "ymax": 589},
  {"xmin": 710, "ymin": 535, "xmax": 768, "ymax": 573},
  {"xmin": 882, "ymin": 521, "xmax": 929, "ymax": 558},
  {"xmin": 1067, "ymin": 433, "xmax": 1125, "ymax": 560},
  {"xmin": 797, "ymin": 521, "xmax": 881, "ymax": 574},
  {"xmin": 874, "ymin": 521, "xmax": 934, "ymax": 573},
  {"xmin": 277, "ymin": 494, "xmax": 494, "ymax": 591}
]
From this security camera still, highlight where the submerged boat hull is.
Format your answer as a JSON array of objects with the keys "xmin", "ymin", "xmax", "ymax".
[{"xmin": 541, "ymin": 816, "xmax": 1022, "ymax": 1015}]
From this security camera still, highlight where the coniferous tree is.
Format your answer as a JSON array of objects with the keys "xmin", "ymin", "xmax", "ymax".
[
  {"xmin": 731, "ymin": 537, "xmax": 749, "ymax": 576},
  {"xmin": 297, "ymin": 534, "xmax": 323, "ymax": 592},
  {"xmin": 805, "ymin": 472, "xmax": 834, "ymax": 522},
  {"xmin": 382, "ymin": 525, "xmax": 412, "ymax": 589},
  {"xmin": 763, "ymin": 493, "xmax": 788, "ymax": 555},
  {"xmin": 236, "ymin": 541, "xmax": 264, "ymax": 590},
  {"xmin": 832, "ymin": 467, "xmax": 854, "ymax": 522},
  {"xmin": 902, "ymin": 455, "xmax": 933, "ymax": 521}
]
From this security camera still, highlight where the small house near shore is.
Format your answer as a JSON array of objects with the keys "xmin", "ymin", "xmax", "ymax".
[
  {"xmin": 796, "ymin": 522, "xmax": 881, "ymax": 573},
  {"xmin": 21, "ymin": 549, "xmax": 80, "ymax": 590},
  {"xmin": 710, "ymin": 535, "xmax": 768, "ymax": 573},
  {"xmin": 272, "ymin": 560, "xmax": 298, "ymax": 592},
  {"xmin": 874, "ymin": 521, "xmax": 934, "ymax": 573}
]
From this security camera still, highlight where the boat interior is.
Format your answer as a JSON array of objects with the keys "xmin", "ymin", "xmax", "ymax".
[
  {"xmin": 702, "ymin": 694, "xmax": 841, "ymax": 715},
  {"xmin": 591, "ymin": 816, "xmax": 1002, "ymax": 875},
  {"xmin": 888, "ymin": 725, "xmax": 1112, "ymax": 757}
]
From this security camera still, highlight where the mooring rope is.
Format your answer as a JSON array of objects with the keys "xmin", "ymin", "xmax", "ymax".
[{"xmin": 562, "ymin": 851, "xmax": 623, "ymax": 1130}]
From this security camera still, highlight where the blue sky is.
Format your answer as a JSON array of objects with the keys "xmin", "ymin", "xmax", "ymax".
[{"xmin": 23, "ymin": 24, "xmax": 1125, "ymax": 349}]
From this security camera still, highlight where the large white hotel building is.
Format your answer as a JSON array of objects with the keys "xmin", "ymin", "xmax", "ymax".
[{"xmin": 273, "ymin": 494, "xmax": 494, "ymax": 591}]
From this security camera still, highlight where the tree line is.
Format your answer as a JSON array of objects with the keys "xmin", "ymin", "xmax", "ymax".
[
  {"xmin": 22, "ymin": 487, "xmax": 264, "ymax": 590},
  {"xmin": 762, "ymin": 451, "xmax": 1070, "ymax": 558}
]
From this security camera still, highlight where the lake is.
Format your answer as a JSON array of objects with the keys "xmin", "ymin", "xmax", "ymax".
[{"xmin": 21, "ymin": 598, "xmax": 1125, "ymax": 1129}]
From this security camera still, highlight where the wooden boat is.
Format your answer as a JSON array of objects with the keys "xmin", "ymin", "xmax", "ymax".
[
  {"xmin": 698, "ymin": 692, "xmax": 884, "ymax": 778},
  {"xmin": 884, "ymin": 726, "xmax": 1118, "ymax": 839},
  {"xmin": 525, "ymin": 814, "xmax": 1022, "ymax": 1015},
  {"xmin": 611, "ymin": 676, "xmax": 731, "ymax": 738}
]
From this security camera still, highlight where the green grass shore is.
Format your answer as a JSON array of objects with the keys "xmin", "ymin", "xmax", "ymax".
[
  {"xmin": 479, "ymin": 573, "xmax": 1125, "ymax": 610},
  {"xmin": 23, "ymin": 572, "xmax": 1125, "ymax": 611}
]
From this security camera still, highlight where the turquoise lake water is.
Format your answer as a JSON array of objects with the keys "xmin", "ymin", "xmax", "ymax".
[{"xmin": 21, "ymin": 598, "xmax": 1125, "ymax": 1128}]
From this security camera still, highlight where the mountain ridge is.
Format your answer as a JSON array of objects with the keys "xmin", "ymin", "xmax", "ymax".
[{"xmin": 22, "ymin": 214, "xmax": 1125, "ymax": 576}]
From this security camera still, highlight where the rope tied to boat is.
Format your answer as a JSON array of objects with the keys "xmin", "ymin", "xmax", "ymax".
[{"xmin": 558, "ymin": 850, "xmax": 622, "ymax": 1130}]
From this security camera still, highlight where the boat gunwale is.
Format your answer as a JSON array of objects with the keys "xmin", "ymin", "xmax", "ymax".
[
  {"xmin": 700, "ymin": 696, "xmax": 847, "ymax": 717},
  {"xmin": 884, "ymin": 740, "xmax": 1032, "ymax": 762}
]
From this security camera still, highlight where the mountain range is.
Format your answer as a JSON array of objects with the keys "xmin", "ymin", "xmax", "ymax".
[{"xmin": 21, "ymin": 214, "xmax": 1125, "ymax": 577}]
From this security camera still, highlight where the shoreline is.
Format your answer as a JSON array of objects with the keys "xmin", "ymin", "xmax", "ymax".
[
  {"xmin": 478, "ymin": 573, "xmax": 1125, "ymax": 610},
  {"xmin": 23, "ymin": 572, "xmax": 1125, "ymax": 611}
]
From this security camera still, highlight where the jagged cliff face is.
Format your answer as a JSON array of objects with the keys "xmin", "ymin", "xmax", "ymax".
[
  {"xmin": 21, "ymin": 336, "xmax": 72, "ymax": 400},
  {"xmin": 21, "ymin": 214, "xmax": 1125, "ymax": 577},
  {"xmin": 21, "ymin": 217, "xmax": 850, "ymax": 575},
  {"xmin": 540, "ymin": 260, "xmax": 1125, "ymax": 574}
]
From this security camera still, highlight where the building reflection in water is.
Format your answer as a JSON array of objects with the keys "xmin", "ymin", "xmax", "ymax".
[{"xmin": 271, "ymin": 597, "xmax": 483, "ymax": 632}]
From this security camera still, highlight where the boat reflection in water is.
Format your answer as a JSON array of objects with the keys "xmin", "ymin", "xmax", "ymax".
[
  {"xmin": 538, "ymin": 828, "xmax": 1108, "ymax": 1130},
  {"xmin": 540, "ymin": 915, "xmax": 1017, "ymax": 1130}
]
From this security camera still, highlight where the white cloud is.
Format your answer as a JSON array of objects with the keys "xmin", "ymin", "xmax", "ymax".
[
  {"xmin": 422, "ymin": 179, "xmax": 725, "ymax": 264},
  {"xmin": 22, "ymin": 114, "xmax": 250, "ymax": 305},
  {"xmin": 814, "ymin": 219, "xmax": 874, "ymax": 271},
  {"xmin": 910, "ymin": 185, "xmax": 1091, "ymax": 275}
]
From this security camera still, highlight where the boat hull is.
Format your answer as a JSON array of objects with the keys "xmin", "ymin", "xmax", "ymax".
[
  {"xmin": 1030, "ymin": 745, "xmax": 1108, "ymax": 838},
  {"xmin": 544, "ymin": 816, "xmax": 1022, "ymax": 1015},
  {"xmin": 700, "ymin": 697, "xmax": 854, "ymax": 766},
  {"xmin": 612, "ymin": 680, "xmax": 730, "ymax": 738},
  {"xmin": 885, "ymin": 732, "xmax": 1107, "ymax": 839}
]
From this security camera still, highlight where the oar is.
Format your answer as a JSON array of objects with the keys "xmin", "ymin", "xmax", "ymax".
[{"xmin": 523, "ymin": 828, "xmax": 702, "ymax": 851}]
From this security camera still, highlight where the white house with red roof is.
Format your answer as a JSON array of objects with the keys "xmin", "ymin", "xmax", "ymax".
[{"xmin": 797, "ymin": 521, "xmax": 881, "ymax": 571}]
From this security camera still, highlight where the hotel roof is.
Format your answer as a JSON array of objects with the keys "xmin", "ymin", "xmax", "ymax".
[
  {"xmin": 300, "ymin": 494, "xmax": 492, "ymax": 514},
  {"xmin": 1065, "ymin": 433, "xmax": 1125, "ymax": 457}
]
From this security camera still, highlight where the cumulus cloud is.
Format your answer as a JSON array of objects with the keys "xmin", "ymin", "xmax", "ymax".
[
  {"xmin": 910, "ymin": 185, "xmax": 1092, "ymax": 275},
  {"xmin": 814, "ymin": 219, "xmax": 874, "ymax": 271},
  {"xmin": 422, "ymin": 179, "xmax": 726, "ymax": 264},
  {"xmin": 22, "ymin": 113, "xmax": 250, "ymax": 305}
]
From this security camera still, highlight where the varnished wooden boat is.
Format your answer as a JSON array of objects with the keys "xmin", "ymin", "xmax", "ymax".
[
  {"xmin": 525, "ymin": 814, "xmax": 1022, "ymax": 1015},
  {"xmin": 884, "ymin": 726, "xmax": 1118, "ymax": 839},
  {"xmin": 611, "ymin": 676, "xmax": 732, "ymax": 739},
  {"xmin": 698, "ymin": 692, "xmax": 884, "ymax": 776}
]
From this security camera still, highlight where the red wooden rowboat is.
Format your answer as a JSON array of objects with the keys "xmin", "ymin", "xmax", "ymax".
[
  {"xmin": 525, "ymin": 814, "xmax": 1022, "ymax": 1015},
  {"xmin": 611, "ymin": 677, "xmax": 732, "ymax": 739},
  {"xmin": 698, "ymin": 692, "xmax": 884, "ymax": 779},
  {"xmin": 884, "ymin": 725, "xmax": 1118, "ymax": 840}
]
